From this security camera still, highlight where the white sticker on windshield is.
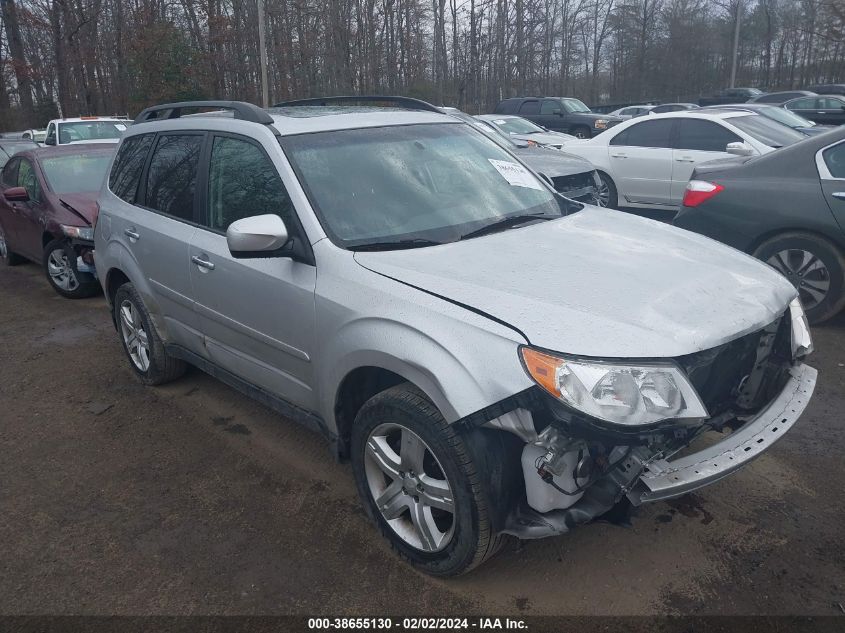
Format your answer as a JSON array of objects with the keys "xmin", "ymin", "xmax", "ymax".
[
  {"xmin": 114, "ymin": 123, "xmax": 127, "ymax": 131},
  {"xmin": 488, "ymin": 159, "xmax": 544, "ymax": 190}
]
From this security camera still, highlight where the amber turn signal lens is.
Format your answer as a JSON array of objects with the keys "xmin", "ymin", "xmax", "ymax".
[{"xmin": 520, "ymin": 348, "xmax": 564, "ymax": 397}]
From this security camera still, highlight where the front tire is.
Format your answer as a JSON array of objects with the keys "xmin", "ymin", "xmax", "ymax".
[
  {"xmin": 753, "ymin": 231, "xmax": 845, "ymax": 324},
  {"xmin": 113, "ymin": 282, "xmax": 187, "ymax": 385},
  {"xmin": 43, "ymin": 239, "xmax": 99, "ymax": 298},
  {"xmin": 351, "ymin": 384, "xmax": 504, "ymax": 576},
  {"xmin": 596, "ymin": 172, "xmax": 619, "ymax": 209},
  {"xmin": 573, "ymin": 126, "xmax": 592, "ymax": 139}
]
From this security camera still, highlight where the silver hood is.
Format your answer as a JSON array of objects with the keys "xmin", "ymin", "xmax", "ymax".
[{"xmin": 355, "ymin": 208, "xmax": 797, "ymax": 358}]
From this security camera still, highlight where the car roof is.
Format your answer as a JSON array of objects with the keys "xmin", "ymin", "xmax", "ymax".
[
  {"xmin": 646, "ymin": 109, "xmax": 750, "ymax": 120},
  {"xmin": 16, "ymin": 143, "xmax": 116, "ymax": 161},
  {"xmin": 133, "ymin": 106, "xmax": 459, "ymax": 136},
  {"xmin": 52, "ymin": 117, "xmax": 128, "ymax": 123}
]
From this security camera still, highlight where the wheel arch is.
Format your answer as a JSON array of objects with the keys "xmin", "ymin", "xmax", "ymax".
[{"xmin": 748, "ymin": 226, "xmax": 845, "ymax": 257}]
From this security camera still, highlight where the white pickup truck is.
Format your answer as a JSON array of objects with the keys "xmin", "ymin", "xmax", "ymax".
[{"xmin": 44, "ymin": 116, "xmax": 129, "ymax": 146}]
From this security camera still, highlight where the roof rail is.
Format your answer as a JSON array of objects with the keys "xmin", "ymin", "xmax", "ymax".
[
  {"xmin": 134, "ymin": 101, "xmax": 274, "ymax": 125},
  {"xmin": 273, "ymin": 95, "xmax": 443, "ymax": 114}
]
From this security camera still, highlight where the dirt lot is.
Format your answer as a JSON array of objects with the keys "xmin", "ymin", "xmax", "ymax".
[{"xmin": 1, "ymin": 260, "xmax": 844, "ymax": 617}]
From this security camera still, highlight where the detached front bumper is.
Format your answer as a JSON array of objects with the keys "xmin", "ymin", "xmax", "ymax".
[{"xmin": 628, "ymin": 363, "xmax": 817, "ymax": 505}]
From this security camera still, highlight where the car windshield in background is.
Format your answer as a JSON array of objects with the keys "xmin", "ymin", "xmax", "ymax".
[
  {"xmin": 490, "ymin": 117, "xmax": 545, "ymax": 135},
  {"xmin": 562, "ymin": 99, "xmax": 591, "ymax": 113},
  {"xmin": 281, "ymin": 123, "xmax": 563, "ymax": 249},
  {"xmin": 58, "ymin": 121, "xmax": 127, "ymax": 143},
  {"xmin": 729, "ymin": 115, "xmax": 806, "ymax": 148},
  {"xmin": 42, "ymin": 153, "xmax": 113, "ymax": 193}
]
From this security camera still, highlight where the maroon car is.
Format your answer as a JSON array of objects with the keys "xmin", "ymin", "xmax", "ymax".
[{"xmin": 0, "ymin": 144, "xmax": 114, "ymax": 298}]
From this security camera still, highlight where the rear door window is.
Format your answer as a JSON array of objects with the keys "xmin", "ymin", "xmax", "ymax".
[
  {"xmin": 676, "ymin": 120, "xmax": 740, "ymax": 152},
  {"xmin": 611, "ymin": 120, "xmax": 674, "ymax": 148},
  {"xmin": 519, "ymin": 100, "xmax": 540, "ymax": 115},
  {"xmin": 787, "ymin": 98, "xmax": 815, "ymax": 110},
  {"xmin": 109, "ymin": 134, "xmax": 154, "ymax": 204},
  {"xmin": 142, "ymin": 134, "xmax": 204, "ymax": 222}
]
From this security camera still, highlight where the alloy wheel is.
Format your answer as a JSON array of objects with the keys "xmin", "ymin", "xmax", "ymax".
[
  {"xmin": 364, "ymin": 422, "xmax": 455, "ymax": 553},
  {"xmin": 0, "ymin": 226, "xmax": 7, "ymax": 259},
  {"xmin": 574, "ymin": 129, "xmax": 590, "ymax": 139},
  {"xmin": 767, "ymin": 248, "xmax": 830, "ymax": 310},
  {"xmin": 119, "ymin": 299, "xmax": 151, "ymax": 372},
  {"xmin": 47, "ymin": 249, "xmax": 79, "ymax": 292},
  {"xmin": 594, "ymin": 180, "xmax": 610, "ymax": 207}
]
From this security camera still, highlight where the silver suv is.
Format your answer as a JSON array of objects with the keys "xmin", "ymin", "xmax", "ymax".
[{"xmin": 94, "ymin": 98, "xmax": 817, "ymax": 576}]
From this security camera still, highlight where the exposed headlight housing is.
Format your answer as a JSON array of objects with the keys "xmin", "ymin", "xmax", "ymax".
[
  {"xmin": 593, "ymin": 119, "xmax": 609, "ymax": 129},
  {"xmin": 520, "ymin": 347, "xmax": 708, "ymax": 427},
  {"xmin": 789, "ymin": 298, "xmax": 813, "ymax": 359},
  {"xmin": 61, "ymin": 224, "xmax": 95, "ymax": 241}
]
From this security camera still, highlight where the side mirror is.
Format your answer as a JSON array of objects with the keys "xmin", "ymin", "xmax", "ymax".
[
  {"xmin": 726, "ymin": 141, "xmax": 755, "ymax": 156},
  {"xmin": 226, "ymin": 214, "xmax": 289, "ymax": 258},
  {"xmin": 553, "ymin": 109, "xmax": 563, "ymax": 116},
  {"xmin": 3, "ymin": 186, "xmax": 29, "ymax": 202},
  {"xmin": 44, "ymin": 135, "xmax": 56, "ymax": 146}
]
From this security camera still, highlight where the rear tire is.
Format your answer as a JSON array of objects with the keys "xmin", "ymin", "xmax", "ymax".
[
  {"xmin": 0, "ymin": 222, "xmax": 23, "ymax": 266},
  {"xmin": 43, "ymin": 239, "xmax": 99, "ymax": 298},
  {"xmin": 753, "ymin": 231, "xmax": 845, "ymax": 324},
  {"xmin": 113, "ymin": 282, "xmax": 187, "ymax": 385},
  {"xmin": 350, "ymin": 384, "xmax": 504, "ymax": 576}
]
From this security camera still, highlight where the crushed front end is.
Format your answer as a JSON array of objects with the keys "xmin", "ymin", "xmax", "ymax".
[{"xmin": 481, "ymin": 298, "xmax": 816, "ymax": 539}]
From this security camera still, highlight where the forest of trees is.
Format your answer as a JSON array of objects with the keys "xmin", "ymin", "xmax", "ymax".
[{"xmin": 0, "ymin": 0, "xmax": 844, "ymax": 130}]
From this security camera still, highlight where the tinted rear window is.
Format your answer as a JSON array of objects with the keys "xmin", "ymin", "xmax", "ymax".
[
  {"xmin": 518, "ymin": 101, "xmax": 540, "ymax": 115},
  {"xmin": 109, "ymin": 134, "xmax": 154, "ymax": 203},
  {"xmin": 728, "ymin": 115, "xmax": 805, "ymax": 148}
]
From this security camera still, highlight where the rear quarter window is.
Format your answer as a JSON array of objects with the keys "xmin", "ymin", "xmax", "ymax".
[{"xmin": 109, "ymin": 134, "xmax": 154, "ymax": 203}]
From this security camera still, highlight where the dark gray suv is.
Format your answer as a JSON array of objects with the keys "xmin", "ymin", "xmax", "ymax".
[{"xmin": 494, "ymin": 97, "xmax": 623, "ymax": 138}]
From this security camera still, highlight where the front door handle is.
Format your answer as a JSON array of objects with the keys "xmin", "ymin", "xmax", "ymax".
[
  {"xmin": 610, "ymin": 153, "xmax": 628, "ymax": 158},
  {"xmin": 675, "ymin": 157, "xmax": 696, "ymax": 163},
  {"xmin": 832, "ymin": 192, "xmax": 845, "ymax": 200},
  {"xmin": 191, "ymin": 255, "xmax": 215, "ymax": 271},
  {"xmin": 124, "ymin": 228, "xmax": 140, "ymax": 241}
]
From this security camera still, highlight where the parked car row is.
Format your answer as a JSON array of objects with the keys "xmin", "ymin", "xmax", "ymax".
[{"xmin": 2, "ymin": 96, "xmax": 837, "ymax": 578}]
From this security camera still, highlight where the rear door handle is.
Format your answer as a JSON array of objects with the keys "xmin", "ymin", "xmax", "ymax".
[
  {"xmin": 675, "ymin": 157, "xmax": 696, "ymax": 163},
  {"xmin": 191, "ymin": 255, "xmax": 215, "ymax": 271},
  {"xmin": 124, "ymin": 228, "xmax": 140, "ymax": 241},
  {"xmin": 832, "ymin": 192, "xmax": 845, "ymax": 200},
  {"xmin": 610, "ymin": 153, "xmax": 628, "ymax": 158}
]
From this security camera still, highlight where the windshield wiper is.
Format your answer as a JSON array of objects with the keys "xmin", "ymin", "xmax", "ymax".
[
  {"xmin": 350, "ymin": 238, "xmax": 444, "ymax": 252},
  {"xmin": 459, "ymin": 213, "xmax": 556, "ymax": 241}
]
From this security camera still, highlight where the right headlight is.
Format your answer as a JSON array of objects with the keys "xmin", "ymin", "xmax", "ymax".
[{"xmin": 520, "ymin": 347, "xmax": 708, "ymax": 427}]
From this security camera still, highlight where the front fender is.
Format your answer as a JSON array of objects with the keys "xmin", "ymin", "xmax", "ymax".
[{"xmin": 317, "ymin": 315, "xmax": 533, "ymax": 434}]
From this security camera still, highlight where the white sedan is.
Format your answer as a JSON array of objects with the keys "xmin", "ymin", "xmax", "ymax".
[{"xmin": 561, "ymin": 109, "xmax": 806, "ymax": 210}]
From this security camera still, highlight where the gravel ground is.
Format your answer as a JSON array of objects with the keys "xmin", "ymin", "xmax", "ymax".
[{"xmin": 1, "ymin": 261, "xmax": 843, "ymax": 617}]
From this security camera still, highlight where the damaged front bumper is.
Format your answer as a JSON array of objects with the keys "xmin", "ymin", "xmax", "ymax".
[
  {"xmin": 498, "ymin": 362, "xmax": 816, "ymax": 539},
  {"xmin": 628, "ymin": 363, "xmax": 816, "ymax": 504}
]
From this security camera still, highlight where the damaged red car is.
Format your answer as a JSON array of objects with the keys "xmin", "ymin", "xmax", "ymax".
[{"xmin": 0, "ymin": 144, "xmax": 114, "ymax": 298}]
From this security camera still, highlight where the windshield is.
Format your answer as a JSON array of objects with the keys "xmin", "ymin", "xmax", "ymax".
[
  {"xmin": 757, "ymin": 107, "xmax": 815, "ymax": 128},
  {"xmin": 281, "ymin": 123, "xmax": 563, "ymax": 248},
  {"xmin": 488, "ymin": 117, "xmax": 545, "ymax": 135},
  {"xmin": 728, "ymin": 115, "xmax": 805, "ymax": 148},
  {"xmin": 562, "ymin": 99, "xmax": 591, "ymax": 113},
  {"xmin": 42, "ymin": 153, "xmax": 113, "ymax": 193},
  {"xmin": 58, "ymin": 121, "xmax": 127, "ymax": 143}
]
